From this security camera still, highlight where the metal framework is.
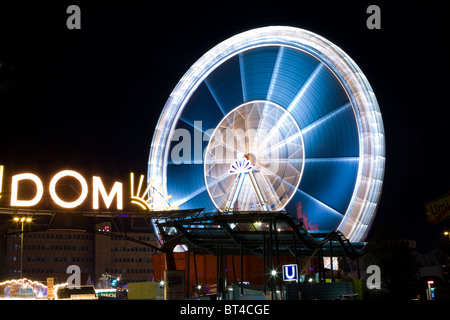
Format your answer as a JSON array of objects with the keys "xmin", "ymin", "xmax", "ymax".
[
  {"xmin": 155, "ymin": 210, "xmax": 364, "ymax": 258},
  {"xmin": 0, "ymin": 207, "xmax": 365, "ymax": 299},
  {"xmin": 154, "ymin": 209, "xmax": 365, "ymax": 299},
  {"xmin": 0, "ymin": 207, "xmax": 364, "ymax": 261}
]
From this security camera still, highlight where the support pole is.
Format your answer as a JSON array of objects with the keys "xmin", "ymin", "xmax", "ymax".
[
  {"xmin": 216, "ymin": 246, "xmax": 220, "ymax": 300},
  {"xmin": 217, "ymin": 246, "xmax": 224, "ymax": 300},
  {"xmin": 232, "ymin": 255, "xmax": 236, "ymax": 284},
  {"xmin": 292, "ymin": 232, "xmax": 301, "ymax": 299},
  {"xmin": 186, "ymin": 248, "xmax": 190, "ymax": 299},
  {"xmin": 274, "ymin": 219, "xmax": 282, "ymax": 299},
  {"xmin": 193, "ymin": 249, "xmax": 200, "ymax": 299},
  {"xmin": 223, "ymin": 253, "xmax": 227, "ymax": 299},
  {"xmin": 240, "ymin": 240, "xmax": 244, "ymax": 296},
  {"xmin": 356, "ymin": 256, "xmax": 361, "ymax": 279},
  {"xmin": 262, "ymin": 235, "xmax": 266, "ymax": 295},
  {"xmin": 329, "ymin": 240, "xmax": 334, "ymax": 283},
  {"xmin": 165, "ymin": 252, "xmax": 177, "ymax": 271},
  {"xmin": 317, "ymin": 246, "xmax": 321, "ymax": 283},
  {"xmin": 292, "ymin": 232, "xmax": 298, "ymax": 267},
  {"xmin": 269, "ymin": 219, "xmax": 275, "ymax": 300}
]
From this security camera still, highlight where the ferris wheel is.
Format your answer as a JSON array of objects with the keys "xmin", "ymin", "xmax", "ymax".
[{"xmin": 148, "ymin": 26, "xmax": 385, "ymax": 242}]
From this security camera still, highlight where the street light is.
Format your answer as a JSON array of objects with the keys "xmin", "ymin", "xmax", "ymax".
[{"xmin": 13, "ymin": 216, "xmax": 32, "ymax": 279}]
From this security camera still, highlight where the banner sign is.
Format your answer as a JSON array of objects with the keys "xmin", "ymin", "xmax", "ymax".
[
  {"xmin": 426, "ymin": 193, "xmax": 450, "ymax": 224},
  {"xmin": 0, "ymin": 165, "xmax": 177, "ymax": 212}
]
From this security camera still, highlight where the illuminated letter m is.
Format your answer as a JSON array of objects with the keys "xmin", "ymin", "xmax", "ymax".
[{"xmin": 92, "ymin": 176, "xmax": 123, "ymax": 210}]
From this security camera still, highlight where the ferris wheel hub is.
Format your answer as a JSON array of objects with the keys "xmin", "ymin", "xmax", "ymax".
[{"xmin": 204, "ymin": 100, "xmax": 304, "ymax": 212}]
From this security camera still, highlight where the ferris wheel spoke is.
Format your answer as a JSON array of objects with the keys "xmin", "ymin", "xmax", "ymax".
[
  {"xmin": 204, "ymin": 78, "xmax": 228, "ymax": 117},
  {"xmin": 287, "ymin": 63, "xmax": 325, "ymax": 113},
  {"xmin": 179, "ymin": 117, "xmax": 213, "ymax": 139},
  {"xmin": 257, "ymin": 105, "xmax": 300, "ymax": 150},
  {"xmin": 238, "ymin": 47, "xmax": 279, "ymax": 102},
  {"xmin": 300, "ymin": 101, "xmax": 351, "ymax": 135},
  {"xmin": 178, "ymin": 81, "xmax": 229, "ymax": 131},
  {"xmin": 287, "ymin": 60, "xmax": 350, "ymax": 132},
  {"xmin": 257, "ymin": 165, "xmax": 303, "ymax": 187},
  {"xmin": 209, "ymin": 174, "xmax": 235, "ymax": 199},
  {"xmin": 238, "ymin": 54, "xmax": 248, "ymax": 102},
  {"xmin": 204, "ymin": 158, "xmax": 234, "ymax": 165},
  {"xmin": 173, "ymin": 167, "xmax": 232, "ymax": 208},
  {"xmin": 302, "ymin": 101, "xmax": 359, "ymax": 159},
  {"xmin": 266, "ymin": 46, "xmax": 285, "ymax": 101},
  {"xmin": 258, "ymin": 158, "xmax": 304, "ymax": 164},
  {"xmin": 299, "ymin": 156, "xmax": 359, "ymax": 214},
  {"xmin": 295, "ymin": 188, "xmax": 344, "ymax": 216},
  {"xmin": 249, "ymin": 103, "xmax": 281, "ymax": 152},
  {"xmin": 205, "ymin": 161, "xmax": 232, "ymax": 179},
  {"xmin": 204, "ymin": 54, "xmax": 244, "ymax": 114},
  {"xmin": 260, "ymin": 130, "xmax": 303, "ymax": 156},
  {"xmin": 172, "ymin": 185, "xmax": 208, "ymax": 207},
  {"xmin": 265, "ymin": 44, "xmax": 322, "ymax": 109},
  {"xmin": 207, "ymin": 133, "xmax": 241, "ymax": 158},
  {"xmin": 303, "ymin": 156, "xmax": 359, "ymax": 164}
]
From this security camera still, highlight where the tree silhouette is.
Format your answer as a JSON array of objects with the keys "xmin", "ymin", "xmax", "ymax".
[{"xmin": 363, "ymin": 222, "xmax": 420, "ymax": 299}]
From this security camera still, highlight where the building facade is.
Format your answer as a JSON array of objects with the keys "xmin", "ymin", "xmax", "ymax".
[{"xmin": 5, "ymin": 221, "xmax": 159, "ymax": 287}]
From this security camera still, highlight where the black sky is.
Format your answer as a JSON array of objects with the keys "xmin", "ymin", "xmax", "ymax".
[{"xmin": 0, "ymin": 1, "xmax": 449, "ymax": 251}]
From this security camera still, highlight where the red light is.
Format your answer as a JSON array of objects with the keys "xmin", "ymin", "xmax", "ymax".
[{"xmin": 427, "ymin": 280, "xmax": 434, "ymax": 285}]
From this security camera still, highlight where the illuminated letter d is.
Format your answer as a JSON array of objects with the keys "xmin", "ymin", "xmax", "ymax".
[{"xmin": 11, "ymin": 173, "xmax": 44, "ymax": 207}]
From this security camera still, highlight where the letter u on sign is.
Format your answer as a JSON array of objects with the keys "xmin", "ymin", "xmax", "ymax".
[{"xmin": 282, "ymin": 264, "xmax": 298, "ymax": 281}]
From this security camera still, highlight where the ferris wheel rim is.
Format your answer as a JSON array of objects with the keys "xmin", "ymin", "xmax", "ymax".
[{"xmin": 148, "ymin": 26, "xmax": 385, "ymax": 242}]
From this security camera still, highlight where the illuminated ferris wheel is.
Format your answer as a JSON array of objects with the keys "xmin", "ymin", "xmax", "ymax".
[{"xmin": 148, "ymin": 26, "xmax": 385, "ymax": 242}]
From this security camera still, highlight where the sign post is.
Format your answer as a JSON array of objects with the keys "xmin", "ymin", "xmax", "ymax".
[
  {"xmin": 282, "ymin": 264, "xmax": 298, "ymax": 282},
  {"xmin": 164, "ymin": 270, "xmax": 185, "ymax": 300},
  {"xmin": 283, "ymin": 264, "xmax": 300, "ymax": 300},
  {"xmin": 47, "ymin": 277, "xmax": 54, "ymax": 300}
]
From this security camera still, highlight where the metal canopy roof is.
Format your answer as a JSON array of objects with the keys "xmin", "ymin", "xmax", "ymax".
[
  {"xmin": 0, "ymin": 207, "xmax": 365, "ymax": 259},
  {"xmin": 154, "ymin": 210, "xmax": 366, "ymax": 259}
]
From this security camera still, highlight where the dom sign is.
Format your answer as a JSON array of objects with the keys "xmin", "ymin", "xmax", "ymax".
[{"xmin": 7, "ymin": 169, "xmax": 123, "ymax": 210}]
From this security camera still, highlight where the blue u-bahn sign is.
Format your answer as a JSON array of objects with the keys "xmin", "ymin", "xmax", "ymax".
[{"xmin": 282, "ymin": 264, "xmax": 298, "ymax": 282}]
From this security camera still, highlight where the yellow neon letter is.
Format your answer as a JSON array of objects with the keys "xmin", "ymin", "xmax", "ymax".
[
  {"xmin": 92, "ymin": 176, "xmax": 123, "ymax": 210},
  {"xmin": 11, "ymin": 173, "xmax": 44, "ymax": 207},
  {"xmin": 49, "ymin": 170, "xmax": 88, "ymax": 208}
]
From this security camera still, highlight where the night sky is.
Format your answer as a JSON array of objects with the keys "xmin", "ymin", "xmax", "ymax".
[{"xmin": 0, "ymin": 1, "xmax": 448, "ymax": 251}]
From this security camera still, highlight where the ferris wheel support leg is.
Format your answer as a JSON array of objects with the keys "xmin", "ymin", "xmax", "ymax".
[
  {"xmin": 249, "ymin": 172, "xmax": 270, "ymax": 211},
  {"xmin": 161, "ymin": 234, "xmax": 184, "ymax": 270},
  {"xmin": 165, "ymin": 252, "xmax": 177, "ymax": 271},
  {"xmin": 225, "ymin": 173, "xmax": 246, "ymax": 212}
]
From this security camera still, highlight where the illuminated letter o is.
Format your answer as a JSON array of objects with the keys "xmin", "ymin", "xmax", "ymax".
[{"xmin": 49, "ymin": 170, "xmax": 88, "ymax": 208}]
